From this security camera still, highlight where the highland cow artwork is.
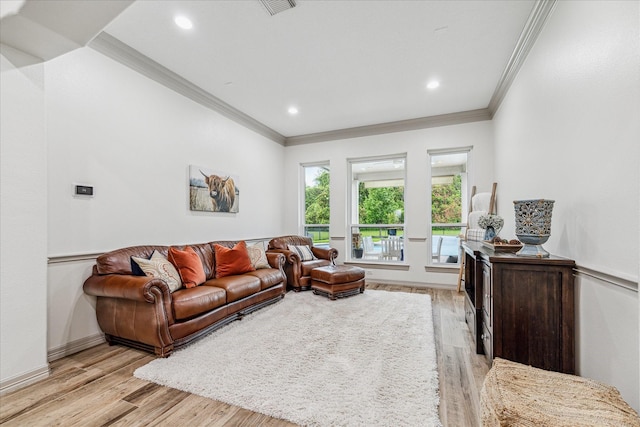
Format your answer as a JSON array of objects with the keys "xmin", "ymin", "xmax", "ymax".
[{"xmin": 189, "ymin": 165, "xmax": 239, "ymax": 213}]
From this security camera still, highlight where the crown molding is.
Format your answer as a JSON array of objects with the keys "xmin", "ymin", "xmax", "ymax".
[
  {"xmin": 88, "ymin": 0, "xmax": 555, "ymax": 148},
  {"xmin": 89, "ymin": 32, "xmax": 286, "ymax": 145},
  {"xmin": 487, "ymin": 0, "xmax": 557, "ymax": 116},
  {"xmin": 284, "ymin": 108, "xmax": 491, "ymax": 146}
]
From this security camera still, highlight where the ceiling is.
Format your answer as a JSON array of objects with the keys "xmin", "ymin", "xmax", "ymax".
[
  {"xmin": 0, "ymin": 0, "xmax": 132, "ymax": 60},
  {"xmin": 2, "ymin": 0, "xmax": 543, "ymax": 143}
]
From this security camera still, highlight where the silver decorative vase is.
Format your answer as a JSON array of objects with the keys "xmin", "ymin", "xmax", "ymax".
[{"xmin": 513, "ymin": 199, "xmax": 555, "ymax": 257}]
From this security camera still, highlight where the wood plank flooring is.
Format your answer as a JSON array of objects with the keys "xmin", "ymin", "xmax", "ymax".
[{"xmin": 0, "ymin": 285, "xmax": 490, "ymax": 426}]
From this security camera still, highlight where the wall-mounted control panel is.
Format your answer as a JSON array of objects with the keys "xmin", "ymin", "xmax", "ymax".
[{"xmin": 74, "ymin": 184, "xmax": 94, "ymax": 197}]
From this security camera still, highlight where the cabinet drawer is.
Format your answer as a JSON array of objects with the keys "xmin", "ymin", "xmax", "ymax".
[{"xmin": 481, "ymin": 322, "xmax": 493, "ymax": 363}]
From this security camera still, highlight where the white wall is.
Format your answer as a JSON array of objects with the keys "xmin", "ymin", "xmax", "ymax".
[
  {"xmin": 284, "ymin": 121, "xmax": 494, "ymax": 285},
  {"xmin": 44, "ymin": 48, "xmax": 286, "ymax": 357},
  {"xmin": 493, "ymin": 0, "xmax": 639, "ymax": 410},
  {"xmin": 0, "ymin": 45, "xmax": 49, "ymax": 392},
  {"xmin": 46, "ymin": 48, "xmax": 285, "ymax": 255}
]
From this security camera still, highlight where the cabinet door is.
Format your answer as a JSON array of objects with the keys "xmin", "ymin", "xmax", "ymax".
[
  {"xmin": 464, "ymin": 296, "xmax": 476, "ymax": 339},
  {"xmin": 464, "ymin": 251, "xmax": 476, "ymax": 303},
  {"xmin": 492, "ymin": 264, "xmax": 566, "ymax": 372},
  {"xmin": 481, "ymin": 321, "xmax": 493, "ymax": 363},
  {"xmin": 482, "ymin": 262, "xmax": 492, "ymax": 328}
]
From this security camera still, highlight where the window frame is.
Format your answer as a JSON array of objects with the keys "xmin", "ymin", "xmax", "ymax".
[
  {"xmin": 347, "ymin": 154, "xmax": 407, "ymax": 262},
  {"xmin": 300, "ymin": 161, "xmax": 330, "ymax": 247},
  {"xmin": 428, "ymin": 147, "xmax": 472, "ymax": 266}
]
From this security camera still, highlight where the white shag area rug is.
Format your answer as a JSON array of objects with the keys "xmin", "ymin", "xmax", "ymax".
[{"xmin": 134, "ymin": 289, "xmax": 442, "ymax": 427}]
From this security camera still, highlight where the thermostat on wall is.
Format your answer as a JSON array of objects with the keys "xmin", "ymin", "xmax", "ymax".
[{"xmin": 74, "ymin": 184, "xmax": 94, "ymax": 197}]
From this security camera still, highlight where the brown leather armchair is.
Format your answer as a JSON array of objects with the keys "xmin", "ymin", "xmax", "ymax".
[{"xmin": 267, "ymin": 235, "xmax": 338, "ymax": 291}]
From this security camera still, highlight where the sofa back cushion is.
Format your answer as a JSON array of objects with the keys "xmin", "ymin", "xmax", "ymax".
[
  {"xmin": 97, "ymin": 245, "xmax": 168, "ymax": 275},
  {"xmin": 96, "ymin": 242, "xmax": 216, "ymax": 280},
  {"xmin": 268, "ymin": 235, "xmax": 313, "ymax": 251},
  {"xmin": 184, "ymin": 242, "xmax": 215, "ymax": 280}
]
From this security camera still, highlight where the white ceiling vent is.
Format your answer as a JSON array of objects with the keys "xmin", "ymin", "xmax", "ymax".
[{"xmin": 260, "ymin": 0, "xmax": 296, "ymax": 16}]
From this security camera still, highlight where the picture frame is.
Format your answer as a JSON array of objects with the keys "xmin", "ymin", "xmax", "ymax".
[{"xmin": 189, "ymin": 165, "xmax": 239, "ymax": 213}]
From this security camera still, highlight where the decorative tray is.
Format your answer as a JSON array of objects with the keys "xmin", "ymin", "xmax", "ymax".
[{"xmin": 482, "ymin": 241, "xmax": 523, "ymax": 253}]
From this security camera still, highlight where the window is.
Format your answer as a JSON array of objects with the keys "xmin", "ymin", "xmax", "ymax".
[
  {"xmin": 429, "ymin": 149, "xmax": 469, "ymax": 265},
  {"xmin": 303, "ymin": 163, "xmax": 330, "ymax": 247},
  {"xmin": 349, "ymin": 155, "xmax": 406, "ymax": 261}
]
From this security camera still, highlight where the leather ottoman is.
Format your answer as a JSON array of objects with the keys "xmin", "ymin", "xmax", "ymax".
[{"xmin": 311, "ymin": 265, "xmax": 365, "ymax": 300}]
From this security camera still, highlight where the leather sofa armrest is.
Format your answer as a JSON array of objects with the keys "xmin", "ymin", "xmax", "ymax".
[
  {"xmin": 266, "ymin": 248, "xmax": 300, "ymax": 265},
  {"xmin": 83, "ymin": 274, "xmax": 171, "ymax": 304},
  {"xmin": 266, "ymin": 252, "xmax": 285, "ymax": 269},
  {"xmin": 312, "ymin": 246, "xmax": 338, "ymax": 262}
]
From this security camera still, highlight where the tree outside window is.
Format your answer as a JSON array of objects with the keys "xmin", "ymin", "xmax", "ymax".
[
  {"xmin": 431, "ymin": 174, "xmax": 462, "ymax": 225},
  {"xmin": 304, "ymin": 165, "xmax": 330, "ymax": 245},
  {"xmin": 359, "ymin": 184, "xmax": 404, "ymax": 224}
]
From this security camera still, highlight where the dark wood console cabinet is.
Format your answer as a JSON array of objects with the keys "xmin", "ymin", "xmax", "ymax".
[{"xmin": 462, "ymin": 241, "xmax": 575, "ymax": 374}]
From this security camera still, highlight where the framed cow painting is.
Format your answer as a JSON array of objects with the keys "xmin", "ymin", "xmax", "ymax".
[{"xmin": 189, "ymin": 165, "xmax": 239, "ymax": 213}]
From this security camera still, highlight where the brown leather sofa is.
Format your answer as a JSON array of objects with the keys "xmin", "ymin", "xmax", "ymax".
[
  {"xmin": 83, "ymin": 241, "xmax": 286, "ymax": 357},
  {"xmin": 267, "ymin": 235, "xmax": 338, "ymax": 291}
]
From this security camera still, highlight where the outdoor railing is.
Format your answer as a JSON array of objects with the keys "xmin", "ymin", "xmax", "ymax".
[
  {"xmin": 304, "ymin": 224, "xmax": 330, "ymax": 247},
  {"xmin": 350, "ymin": 224, "xmax": 405, "ymax": 261},
  {"xmin": 306, "ymin": 223, "xmax": 463, "ymax": 264}
]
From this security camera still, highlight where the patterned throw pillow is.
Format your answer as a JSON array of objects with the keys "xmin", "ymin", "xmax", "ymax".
[
  {"xmin": 213, "ymin": 241, "xmax": 255, "ymax": 278},
  {"xmin": 246, "ymin": 244, "xmax": 270, "ymax": 269},
  {"xmin": 287, "ymin": 244, "xmax": 316, "ymax": 261},
  {"xmin": 168, "ymin": 246, "xmax": 207, "ymax": 288},
  {"xmin": 132, "ymin": 250, "xmax": 182, "ymax": 292},
  {"xmin": 130, "ymin": 254, "xmax": 148, "ymax": 276}
]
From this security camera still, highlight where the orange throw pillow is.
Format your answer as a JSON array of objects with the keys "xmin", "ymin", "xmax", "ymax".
[
  {"xmin": 168, "ymin": 246, "xmax": 206, "ymax": 288},
  {"xmin": 214, "ymin": 241, "xmax": 255, "ymax": 278}
]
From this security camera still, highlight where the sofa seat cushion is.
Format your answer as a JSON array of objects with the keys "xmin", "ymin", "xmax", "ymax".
[
  {"xmin": 311, "ymin": 265, "xmax": 365, "ymax": 285},
  {"xmin": 301, "ymin": 259, "xmax": 331, "ymax": 276},
  {"xmin": 206, "ymin": 275, "xmax": 261, "ymax": 303},
  {"xmin": 172, "ymin": 286, "xmax": 226, "ymax": 321},
  {"xmin": 246, "ymin": 268, "xmax": 285, "ymax": 290}
]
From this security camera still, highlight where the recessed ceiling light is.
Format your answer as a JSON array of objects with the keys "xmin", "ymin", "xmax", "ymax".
[
  {"xmin": 174, "ymin": 15, "xmax": 193, "ymax": 30},
  {"xmin": 426, "ymin": 81, "xmax": 440, "ymax": 90},
  {"xmin": 288, "ymin": 106, "xmax": 299, "ymax": 115}
]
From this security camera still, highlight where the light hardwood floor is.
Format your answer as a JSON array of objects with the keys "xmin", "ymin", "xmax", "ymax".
[{"xmin": 0, "ymin": 285, "xmax": 490, "ymax": 426}]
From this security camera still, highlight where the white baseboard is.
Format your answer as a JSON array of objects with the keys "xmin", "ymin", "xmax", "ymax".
[
  {"xmin": 367, "ymin": 279, "xmax": 456, "ymax": 290},
  {"xmin": 0, "ymin": 365, "xmax": 50, "ymax": 395},
  {"xmin": 47, "ymin": 333, "xmax": 106, "ymax": 362}
]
